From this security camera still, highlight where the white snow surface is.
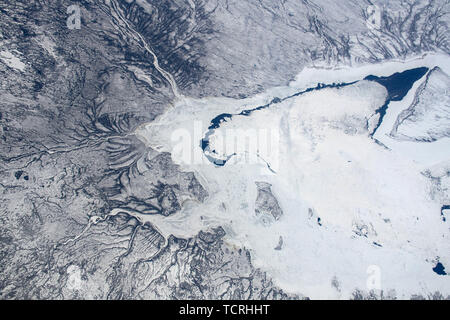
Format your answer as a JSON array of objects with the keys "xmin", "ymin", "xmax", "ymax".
[
  {"xmin": 0, "ymin": 49, "xmax": 26, "ymax": 71},
  {"xmin": 134, "ymin": 53, "xmax": 450, "ymax": 299},
  {"xmin": 390, "ymin": 67, "xmax": 450, "ymax": 143}
]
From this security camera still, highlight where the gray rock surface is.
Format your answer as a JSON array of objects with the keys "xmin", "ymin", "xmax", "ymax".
[{"xmin": 255, "ymin": 182, "xmax": 283, "ymax": 222}]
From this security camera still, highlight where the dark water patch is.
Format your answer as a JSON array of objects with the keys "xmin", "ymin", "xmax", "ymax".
[
  {"xmin": 271, "ymin": 97, "xmax": 282, "ymax": 104},
  {"xmin": 364, "ymin": 67, "xmax": 429, "ymax": 101},
  {"xmin": 14, "ymin": 171, "xmax": 24, "ymax": 180},
  {"xmin": 373, "ymin": 242, "xmax": 383, "ymax": 247},
  {"xmin": 441, "ymin": 205, "xmax": 449, "ymax": 222},
  {"xmin": 208, "ymin": 113, "xmax": 233, "ymax": 130},
  {"xmin": 370, "ymin": 101, "xmax": 390, "ymax": 136},
  {"xmin": 365, "ymin": 67, "xmax": 429, "ymax": 135},
  {"xmin": 433, "ymin": 262, "xmax": 447, "ymax": 276},
  {"xmin": 33, "ymin": 81, "xmax": 43, "ymax": 92}
]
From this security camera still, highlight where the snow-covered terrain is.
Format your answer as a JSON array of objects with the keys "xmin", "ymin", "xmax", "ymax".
[
  {"xmin": 391, "ymin": 67, "xmax": 450, "ymax": 143},
  {"xmin": 136, "ymin": 53, "xmax": 450, "ymax": 299},
  {"xmin": 1, "ymin": 0, "xmax": 449, "ymax": 301}
]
